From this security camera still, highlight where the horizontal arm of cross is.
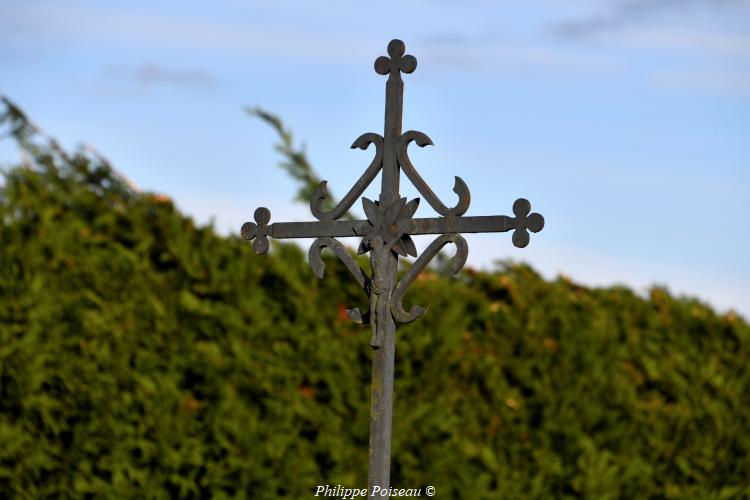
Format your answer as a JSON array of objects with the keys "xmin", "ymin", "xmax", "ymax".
[
  {"xmin": 242, "ymin": 198, "xmax": 543, "ymax": 253},
  {"xmin": 266, "ymin": 215, "xmax": 518, "ymax": 238},
  {"xmin": 411, "ymin": 215, "xmax": 515, "ymax": 234}
]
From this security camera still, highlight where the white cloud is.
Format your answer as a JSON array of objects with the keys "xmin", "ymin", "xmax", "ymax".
[
  {"xmin": 619, "ymin": 28, "xmax": 750, "ymax": 56},
  {"xmin": 0, "ymin": 4, "xmax": 380, "ymax": 66},
  {"xmin": 132, "ymin": 64, "xmax": 216, "ymax": 87},
  {"xmin": 551, "ymin": 0, "xmax": 750, "ymax": 39},
  {"xmin": 651, "ymin": 68, "xmax": 750, "ymax": 94},
  {"xmin": 1, "ymin": 3, "xmax": 624, "ymax": 74}
]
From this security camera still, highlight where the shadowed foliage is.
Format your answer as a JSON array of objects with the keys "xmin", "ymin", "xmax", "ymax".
[{"xmin": 1, "ymin": 100, "xmax": 749, "ymax": 498}]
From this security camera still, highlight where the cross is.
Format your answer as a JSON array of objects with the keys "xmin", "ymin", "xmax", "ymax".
[{"xmin": 242, "ymin": 39, "xmax": 544, "ymax": 499}]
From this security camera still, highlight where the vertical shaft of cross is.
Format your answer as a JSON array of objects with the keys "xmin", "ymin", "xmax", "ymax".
[{"xmin": 367, "ymin": 39, "xmax": 408, "ymax": 499}]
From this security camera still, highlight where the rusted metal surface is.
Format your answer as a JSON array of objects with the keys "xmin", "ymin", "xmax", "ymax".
[{"xmin": 242, "ymin": 39, "xmax": 544, "ymax": 499}]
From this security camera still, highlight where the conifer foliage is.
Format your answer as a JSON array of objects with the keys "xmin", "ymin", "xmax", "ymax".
[{"xmin": 1, "ymin": 100, "xmax": 749, "ymax": 498}]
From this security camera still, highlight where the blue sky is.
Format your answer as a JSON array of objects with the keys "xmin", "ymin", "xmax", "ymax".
[{"xmin": 1, "ymin": 0, "xmax": 748, "ymax": 316}]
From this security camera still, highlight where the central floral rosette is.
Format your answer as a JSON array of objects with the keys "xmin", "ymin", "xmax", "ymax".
[{"xmin": 358, "ymin": 197, "xmax": 419, "ymax": 257}]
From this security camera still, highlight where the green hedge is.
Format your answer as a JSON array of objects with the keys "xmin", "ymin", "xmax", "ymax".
[{"xmin": 1, "ymin": 107, "xmax": 748, "ymax": 498}]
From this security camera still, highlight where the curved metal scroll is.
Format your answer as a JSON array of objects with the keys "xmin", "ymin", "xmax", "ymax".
[
  {"xmin": 391, "ymin": 233, "xmax": 468, "ymax": 323},
  {"xmin": 310, "ymin": 133, "xmax": 384, "ymax": 221},
  {"xmin": 397, "ymin": 131, "xmax": 470, "ymax": 216},
  {"xmin": 308, "ymin": 237, "xmax": 370, "ymax": 323}
]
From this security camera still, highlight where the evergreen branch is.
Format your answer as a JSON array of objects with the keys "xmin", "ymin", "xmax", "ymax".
[
  {"xmin": 246, "ymin": 106, "xmax": 353, "ymax": 220},
  {"xmin": 0, "ymin": 96, "xmax": 137, "ymax": 197}
]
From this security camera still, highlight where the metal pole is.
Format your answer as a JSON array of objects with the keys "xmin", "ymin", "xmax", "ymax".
[
  {"xmin": 367, "ymin": 305, "xmax": 396, "ymax": 498},
  {"xmin": 367, "ymin": 38, "xmax": 407, "ymax": 500}
]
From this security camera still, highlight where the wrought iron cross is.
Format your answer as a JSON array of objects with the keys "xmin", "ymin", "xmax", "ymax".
[{"xmin": 242, "ymin": 39, "xmax": 544, "ymax": 498}]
